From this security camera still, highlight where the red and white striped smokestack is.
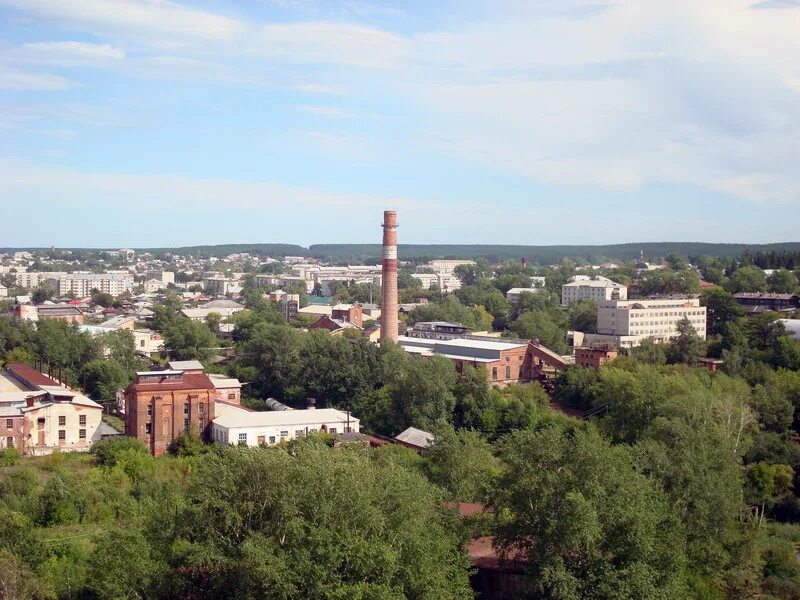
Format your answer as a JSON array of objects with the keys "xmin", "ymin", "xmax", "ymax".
[{"xmin": 380, "ymin": 210, "xmax": 399, "ymax": 344}]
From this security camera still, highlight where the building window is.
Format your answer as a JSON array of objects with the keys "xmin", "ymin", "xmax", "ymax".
[
  {"xmin": 257, "ymin": 435, "xmax": 266, "ymax": 445},
  {"xmin": 5, "ymin": 419, "xmax": 12, "ymax": 429},
  {"xmin": 58, "ymin": 415, "xmax": 66, "ymax": 426},
  {"xmin": 140, "ymin": 339, "xmax": 145, "ymax": 347},
  {"xmin": 505, "ymin": 366, "xmax": 511, "ymax": 379},
  {"xmin": 198, "ymin": 403, "xmax": 204, "ymax": 413},
  {"xmin": 184, "ymin": 419, "xmax": 189, "ymax": 431},
  {"xmin": 145, "ymin": 422, "xmax": 152, "ymax": 435},
  {"xmin": 147, "ymin": 404, "xmax": 152, "ymax": 416},
  {"xmin": 295, "ymin": 430, "xmax": 304, "ymax": 438},
  {"xmin": 228, "ymin": 393, "xmax": 236, "ymax": 400},
  {"xmin": 238, "ymin": 433, "xmax": 247, "ymax": 445},
  {"xmin": 492, "ymin": 367, "xmax": 498, "ymax": 380},
  {"xmin": 280, "ymin": 430, "xmax": 288, "ymax": 438},
  {"xmin": 269, "ymin": 436, "xmax": 276, "ymax": 444},
  {"xmin": 6, "ymin": 436, "xmax": 13, "ymax": 448},
  {"xmin": 329, "ymin": 427, "xmax": 337, "ymax": 434},
  {"xmin": 183, "ymin": 402, "xmax": 189, "ymax": 415},
  {"xmin": 58, "ymin": 430, "xmax": 66, "ymax": 441},
  {"xmin": 79, "ymin": 414, "xmax": 86, "ymax": 426},
  {"xmin": 79, "ymin": 429, "xmax": 86, "ymax": 440}
]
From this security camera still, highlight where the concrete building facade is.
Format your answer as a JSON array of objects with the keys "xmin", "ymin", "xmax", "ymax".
[
  {"xmin": 211, "ymin": 407, "xmax": 359, "ymax": 447},
  {"xmin": 561, "ymin": 277, "xmax": 627, "ymax": 306},
  {"xmin": 592, "ymin": 298, "xmax": 706, "ymax": 347}
]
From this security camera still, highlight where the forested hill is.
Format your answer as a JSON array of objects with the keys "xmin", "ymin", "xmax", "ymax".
[
  {"xmin": 308, "ymin": 242, "xmax": 800, "ymax": 263},
  {"xmin": 4, "ymin": 242, "xmax": 800, "ymax": 263}
]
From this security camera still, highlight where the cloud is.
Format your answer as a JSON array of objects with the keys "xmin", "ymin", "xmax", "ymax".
[
  {"xmin": 0, "ymin": 66, "xmax": 73, "ymax": 90},
  {"xmin": 0, "ymin": 156, "xmax": 425, "ymax": 214},
  {"xmin": 13, "ymin": 41, "xmax": 125, "ymax": 66},
  {"xmin": 0, "ymin": 0, "xmax": 243, "ymax": 43},
  {"xmin": 295, "ymin": 105, "xmax": 360, "ymax": 118},
  {"xmin": 253, "ymin": 21, "xmax": 409, "ymax": 68}
]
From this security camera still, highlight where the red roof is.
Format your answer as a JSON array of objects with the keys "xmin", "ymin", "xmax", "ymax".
[
  {"xmin": 5, "ymin": 364, "xmax": 61, "ymax": 389},
  {"xmin": 467, "ymin": 537, "xmax": 528, "ymax": 572},
  {"xmin": 127, "ymin": 372, "xmax": 214, "ymax": 393}
]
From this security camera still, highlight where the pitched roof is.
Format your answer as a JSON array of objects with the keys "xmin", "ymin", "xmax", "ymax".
[
  {"xmin": 395, "ymin": 426, "xmax": 434, "ymax": 449},
  {"xmin": 5, "ymin": 363, "xmax": 60, "ymax": 389}
]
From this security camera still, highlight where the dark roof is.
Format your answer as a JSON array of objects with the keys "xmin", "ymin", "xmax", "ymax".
[
  {"xmin": 733, "ymin": 293, "xmax": 798, "ymax": 300},
  {"xmin": 5, "ymin": 363, "xmax": 60, "ymax": 389},
  {"xmin": 127, "ymin": 372, "xmax": 214, "ymax": 393}
]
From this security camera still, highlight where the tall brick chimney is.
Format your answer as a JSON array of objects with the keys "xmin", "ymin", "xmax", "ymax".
[{"xmin": 380, "ymin": 210, "xmax": 399, "ymax": 344}]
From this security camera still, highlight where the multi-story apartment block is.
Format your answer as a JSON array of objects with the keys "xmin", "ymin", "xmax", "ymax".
[
  {"xmin": 577, "ymin": 298, "xmax": 706, "ymax": 349},
  {"xmin": 411, "ymin": 273, "xmax": 462, "ymax": 292},
  {"xmin": 58, "ymin": 274, "xmax": 133, "ymax": 297},
  {"xmin": 15, "ymin": 271, "xmax": 67, "ymax": 289},
  {"xmin": 561, "ymin": 276, "xmax": 627, "ymax": 306},
  {"xmin": 424, "ymin": 260, "xmax": 475, "ymax": 275}
]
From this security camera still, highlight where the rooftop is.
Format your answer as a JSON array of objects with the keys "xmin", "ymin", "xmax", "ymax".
[{"xmin": 213, "ymin": 407, "xmax": 357, "ymax": 429}]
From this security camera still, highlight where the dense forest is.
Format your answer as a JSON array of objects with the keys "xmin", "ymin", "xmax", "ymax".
[{"xmin": 4, "ymin": 242, "xmax": 800, "ymax": 264}]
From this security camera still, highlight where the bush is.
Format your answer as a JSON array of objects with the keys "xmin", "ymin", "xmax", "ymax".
[
  {"xmin": 0, "ymin": 447, "xmax": 20, "ymax": 466},
  {"xmin": 91, "ymin": 437, "xmax": 149, "ymax": 467}
]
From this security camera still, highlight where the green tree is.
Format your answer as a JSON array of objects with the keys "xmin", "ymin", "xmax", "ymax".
[
  {"xmin": 453, "ymin": 259, "xmax": 490, "ymax": 286},
  {"xmin": 567, "ymin": 299, "xmax": 597, "ymax": 332},
  {"xmin": 421, "ymin": 426, "xmax": 500, "ymax": 503},
  {"xmin": 91, "ymin": 289, "xmax": 114, "ymax": 307},
  {"xmin": 766, "ymin": 268, "xmax": 798, "ymax": 294},
  {"xmin": 87, "ymin": 529, "xmax": 164, "ymax": 600},
  {"xmin": 494, "ymin": 424, "xmax": 687, "ymax": 599},
  {"xmin": 702, "ymin": 288, "xmax": 744, "ymax": 336},
  {"xmin": 31, "ymin": 284, "xmax": 53, "ymax": 304},
  {"xmin": 162, "ymin": 318, "xmax": 218, "ymax": 362},
  {"xmin": 629, "ymin": 338, "xmax": 667, "ymax": 365},
  {"xmin": 172, "ymin": 442, "xmax": 473, "ymax": 599},
  {"xmin": 726, "ymin": 265, "xmax": 767, "ymax": 293},
  {"xmin": 666, "ymin": 317, "xmax": 707, "ymax": 365},
  {"xmin": 81, "ymin": 359, "xmax": 127, "ymax": 405},
  {"xmin": 507, "ymin": 310, "xmax": 567, "ymax": 353}
]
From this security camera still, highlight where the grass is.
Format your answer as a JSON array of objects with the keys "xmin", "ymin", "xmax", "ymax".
[{"xmin": 102, "ymin": 413, "xmax": 124, "ymax": 434}]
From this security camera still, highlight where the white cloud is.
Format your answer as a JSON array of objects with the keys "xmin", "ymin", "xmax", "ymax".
[
  {"xmin": 0, "ymin": 66, "xmax": 73, "ymax": 91},
  {"xmin": 0, "ymin": 156, "xmax": 425, "ymax": 213},
  {"xmin": 0, "ymin": 0, "xmax": 243, "ymax": 43},
  {"xmin": 14, "ymin": 41, "xmax": 125, "ymax": 66},
  {"xmin": 295, "ymin": 105, "xmax": 360, "ymax": 118},
  {"xmin": 252, "ymin": 21, "xmax": 409, "ymax": 68}
]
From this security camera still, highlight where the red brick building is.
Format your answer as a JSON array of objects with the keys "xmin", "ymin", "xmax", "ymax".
[
  {"xmin": 331, "ymin": 303, "xmax": 363, "ymax": 327},
  {"xmin": 124, "ymin": 370, "xmax": 215, "ymax": 456},
  {"xmin": 574, "ymin": 346, "xmax": 618, "ymax": 369}
]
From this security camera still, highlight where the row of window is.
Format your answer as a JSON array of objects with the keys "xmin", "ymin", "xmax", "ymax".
[
  {"xmin": 491, "ymin": 366, "xmax": 523, "ymax": 380},
  {"xmin": 220, "ymin": 426, "xmax": 352, "ymax": 446},
  {"xmin": 57, "ymin": 429, "xmax": 87, "ymax": 441},
  {"xmin": 18, "ymin": 415, "xmax": 88, "ymax": 428}
]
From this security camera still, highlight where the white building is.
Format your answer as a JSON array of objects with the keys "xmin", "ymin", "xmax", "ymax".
[
  {"xmin": 0, "ymin": 363, "xmax": 105, "ymax": 455},
  {"xmin": 578, "ymin": 297, "xmax": 706, "ymax": 349},
  {"xmin": 561, "ymin": 276, "xmax": 627, "ymax": 306},
  {"xmin": 15, "ymin": 272, "xmax": 68, "ymax": 289},
  {"xmin": 507, "ymin": 284, "xmax": 546, "ymax": 304},
  {"xmin": 411, "ymin": 273, "xmax": 462, "ymax": 292},
  {"xmin": 424, "ymin": 260, "xmax": 475, "ymax": 275},
  {"xmin": 211, "ymin": 407, "xmax": 360, "ymax": 446},
  {"xmin": 58, "ymin": 273, "xmax": 134, "ymax": 297}
]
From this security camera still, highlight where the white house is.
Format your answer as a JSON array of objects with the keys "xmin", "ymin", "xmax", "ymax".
[{"xmin": 211, "ymin": 407, "xmax": 360, "ymax": 447}]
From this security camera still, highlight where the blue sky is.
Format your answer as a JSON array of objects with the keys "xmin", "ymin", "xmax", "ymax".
[{"xmin": 1, "ymin": 0, "xmax": 799, "ymax": 248}]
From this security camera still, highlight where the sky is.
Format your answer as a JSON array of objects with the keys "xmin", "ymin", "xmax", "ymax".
[{"xmin": 1, "ymin": 0, "xmax": 799, "ymax": 248}]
